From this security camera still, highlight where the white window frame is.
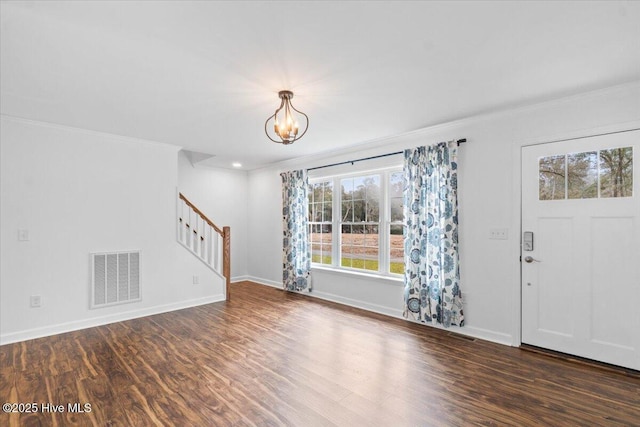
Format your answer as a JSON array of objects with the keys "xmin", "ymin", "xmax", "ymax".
[
  {"xmin": 308, "ymin": 180, "xmax": 334, "ymax": 266},
  {"xmin": 309, "ymin": 164, "xmax": 403, "ymax": 279}
]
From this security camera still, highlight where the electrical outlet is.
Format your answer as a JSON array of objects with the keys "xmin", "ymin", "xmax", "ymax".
[
  {"xmin": 18, "ymin": 229, "xmax": 29, "ymax": 241},
  {"xmin": 193, "ymin": 275, "xmax": 199, "ymax": 285},
  {"xmin": 30, "ymin": 295, "xmax": 41, "ymax": 308},
  {"xmin": 489, "ymin": 228, "xmax": 508, "ymax": 240}
]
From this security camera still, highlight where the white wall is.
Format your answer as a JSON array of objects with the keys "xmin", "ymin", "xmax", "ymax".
[
  {"xmin": 247, "ymin": 82, "xmax": 640, "ymax": 346},
  {"xmin": 177, "ymin": 152, "xmax": 249, "ymax": 280},
  {"xmin": 0, "ymin": 117, "xmax": 225, "ymax": 344},
  {"xmin": 2, "ymin": 82, "xmax": 637, "ymax": 346}
]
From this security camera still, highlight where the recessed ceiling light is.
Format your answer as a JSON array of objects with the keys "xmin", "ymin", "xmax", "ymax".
[{"xmin": 232, "ymin": 162, "xmax": 242, "ymax": 168}]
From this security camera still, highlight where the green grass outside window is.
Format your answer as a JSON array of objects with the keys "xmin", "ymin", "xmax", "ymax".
[{"xmin": 312, "ymin": 255, "xmax": 403, "ymax": 274}]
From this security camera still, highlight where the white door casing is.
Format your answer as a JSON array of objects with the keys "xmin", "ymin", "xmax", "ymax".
[{"xmin": 521, "ymin": 130, "xmax": 639, "ymax": 370}]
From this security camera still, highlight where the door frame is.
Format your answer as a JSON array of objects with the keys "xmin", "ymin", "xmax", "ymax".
[{"xmin": 512, "ymin": 121, "xmax": 640, "ymax": 347}]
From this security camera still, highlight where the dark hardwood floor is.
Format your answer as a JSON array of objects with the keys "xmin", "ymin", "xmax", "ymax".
[{"xmin": 1, "ymin": 281, "xmax": 639, "ymax": 426}]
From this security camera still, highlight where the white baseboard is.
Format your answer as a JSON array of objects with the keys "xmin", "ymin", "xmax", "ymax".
[
  {"xmin": 460, "ymin": 326, "xmax": 513, "ymax": 346},
  {"xmin": 231, "ymin": 275, "xmax": 250, "ymax": 283},
  {"xmin": 312, "ymin": 290, "xmax": 513, "ymax": 345},
  {"xmin": 310, "ymin": 289, "xmax": 404, "ymax": 319},
  {"xmin": 245, "ymin": 276, "xmax": 513, "ymax": 347},
  {"xmin": 245, "ymin": 276, "xmax": 282, "ymax": 289},
  {"xmin": 0, "ymin": 294, "xmax": 225, "ymax": 345}
]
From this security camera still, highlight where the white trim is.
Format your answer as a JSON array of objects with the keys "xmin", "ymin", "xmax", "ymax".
[
  {"xmin": 311, "ymin": 265, "xmax": 402, "ymax": 285},
  {"xmin": 518, "ymin": 121, "xmax": 640, "ymax": 148},
  {"xmin": 245, "ymin": 276, "xmax": 282, "ymax": 289},
  {"xmin": 401, "ymin": 316, "xmax": 513, "ymax": 346},
  {"xmin": 459, "ymin": 326, "xmax": 514, "ymax": 346},
  {"xmin": 309, "ymin": 166, "xmax": 404, "ymax": 277},
  {"xmin": 307, "ymin": 157, "xmax": 403, "ymax": 179},
  {"xmin": 176, "ymin": 239, "xmax": 226, "ymax": 279},
  {"xmin": 246, "ymin": 276, "xmax": 513, "ymax": 346},
  {"xmin": 511, "ymin": 142, "xmax": 524, "ymax": 347},
  {"xmin": 312, "ymin": 289, "xmax": 512, "ymax": 345},
  {"xmin": 252, "ymin": 81, "xmax": 640, "ymax": 174},
  {"xmin": 231, "ymin": 275, "xmax": 251, "ymax": 283},
  {"xmin": 310, "ymin": 289, "xmax": 403, "ymax": 318},
  {"xmin": 0, "ymin": 114, "xmax": 182, "ymax": 152},
  {"xmin": 0, "ymin": 294, "xmax": 225, "ymax": 345},
  {"xmin": 511, "ymin": 119, "xmax": 640, "ymax": 348},
  {"xmin": 175, "ymin": 188, "xmax": 227, "ymax": 278}
]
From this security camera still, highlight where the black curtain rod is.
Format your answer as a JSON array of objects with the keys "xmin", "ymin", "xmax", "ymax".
[{"xmin": 307, "ymin": 138, "xmax": 467, "ymax": 172}]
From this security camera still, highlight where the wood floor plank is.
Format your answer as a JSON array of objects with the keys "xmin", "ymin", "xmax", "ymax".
[
  {"xmin": 12, "ymin": 367, "xmax": 54, "ymax": 426},
  {"xmin": 118, "ymin": 385, "xmax": 164, "ymax": 426},
  {"xmin": 77, "ymin": 374, "xmax": 130, "ymax": 427},
  {"xmin": 0, "ymin": 369, "xmax": 17, "ymax": 427},
  {"xmin": 1, "ymin": 280, "xmax": 639, "ymax": 426}
]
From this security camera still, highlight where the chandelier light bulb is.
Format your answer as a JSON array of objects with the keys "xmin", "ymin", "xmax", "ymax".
[{"xmin": 265, "ymin": 90, "xmax": 309, "ymax": 145}]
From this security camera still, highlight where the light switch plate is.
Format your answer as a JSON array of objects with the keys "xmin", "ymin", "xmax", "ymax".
[{"xmin": 489, "ymin": 228, "xmax": 508, "ymax": 240}]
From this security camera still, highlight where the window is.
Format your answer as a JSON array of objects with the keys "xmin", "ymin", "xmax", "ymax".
[
  {"xmin": 341, "ymin": 174, "xmax": 379, "ymax": 271},
  {"xmin": 389, "ymin": 171, "xmax": 405, "ymax": 274},
  {"xmin": 600, "ymin": 147, "xmax": 633, "ymax": 197},
  {"xmin": 309, "ymin": 181, "xmax": 333, "ymax": 265},
  {"xmin": 309, "ymin": 167, "xmax": 403, "ymax": 276},
  {"xmin": 539, "ymin": 147, "xmax": 633, "ymax": 200}
]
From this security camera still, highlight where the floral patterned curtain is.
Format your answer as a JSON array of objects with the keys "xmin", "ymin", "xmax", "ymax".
[
  {"xmin": 281, "ymin": 170, "xmax": 311, "ymax": 291},
  {"xmin": 403, "ymin": 142, "xmax": 464, "ymax": 327}
]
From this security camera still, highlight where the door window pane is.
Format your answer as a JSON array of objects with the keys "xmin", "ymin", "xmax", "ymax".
[
  {"xmin": 539, "ymin": 147, "xmax": 633, "ymax": 201},
  {"xmin": 600, "ymin": 147, "xmax": 633, "ymax": 198},
  {"xmin": 568, "ymin": 151, "xmax": 598, "ymax": 199},
  {"xmin": 539, "ymin": 155, "xmax": 566, "ymax": 200}
]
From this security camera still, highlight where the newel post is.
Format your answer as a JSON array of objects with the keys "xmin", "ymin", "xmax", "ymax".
[{"xmin": 223, "ymin": 226, "xmax": 231, "ymax": 301}]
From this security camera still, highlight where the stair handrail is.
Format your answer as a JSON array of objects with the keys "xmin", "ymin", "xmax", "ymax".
[
  {"xmin": 179, "ymin": 192, "xmax": 223, "ymax": 235},
  {"xmin": 178, "ymin": 192, "xmax": 231, "ymax": 301}
]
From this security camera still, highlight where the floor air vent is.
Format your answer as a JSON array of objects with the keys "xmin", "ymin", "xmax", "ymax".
[
  {"xmin": 91, "ymin": 250, "xmax": 141, "ymax": 308},
  {"xmin": 447, "ymin": 332, "xmax": 476, "ymax": 342}
]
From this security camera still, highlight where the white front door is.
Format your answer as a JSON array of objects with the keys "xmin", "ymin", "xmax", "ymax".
[{"xmin": 521, "ymin": 130, "xmax": 640, "ymax": 370}]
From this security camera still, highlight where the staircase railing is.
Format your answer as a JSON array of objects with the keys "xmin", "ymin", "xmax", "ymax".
[{"xmin": 177, "ymin": 192, "xmax": 230, "ymax": 301}]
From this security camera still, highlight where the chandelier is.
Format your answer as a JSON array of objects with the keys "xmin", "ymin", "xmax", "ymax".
[{"xmin": 264, "ymin": 90, "xmax": 309, "ymax": 144}]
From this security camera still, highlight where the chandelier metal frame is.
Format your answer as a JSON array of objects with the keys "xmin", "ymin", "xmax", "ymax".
[{"xmin": 264, "ymin": 90, "xmax": 309, "ymax": 145}]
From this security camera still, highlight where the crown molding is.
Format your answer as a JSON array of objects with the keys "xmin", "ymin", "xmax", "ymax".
[
  {"xmin": 250, "ymin": 80, "xmax": 640, "ymax": 174},
  {"xmin": 0, "ymin": 114, "xmax": 182, "ymax": 152}
]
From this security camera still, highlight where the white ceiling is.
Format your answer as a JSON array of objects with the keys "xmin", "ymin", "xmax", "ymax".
[{"xmin": 2, "ymin": 1, "xmax": 639, "ymax": 170}]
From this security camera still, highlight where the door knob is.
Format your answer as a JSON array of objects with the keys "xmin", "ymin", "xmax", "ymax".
[{"xmin": 524, "ymin": 256, "xmax": 540, "ymax": 263}]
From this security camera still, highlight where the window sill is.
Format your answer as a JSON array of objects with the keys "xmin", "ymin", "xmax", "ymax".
[{"xmin": 311, "ymin": 264, "xmax": 404, "ymax": 286}]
